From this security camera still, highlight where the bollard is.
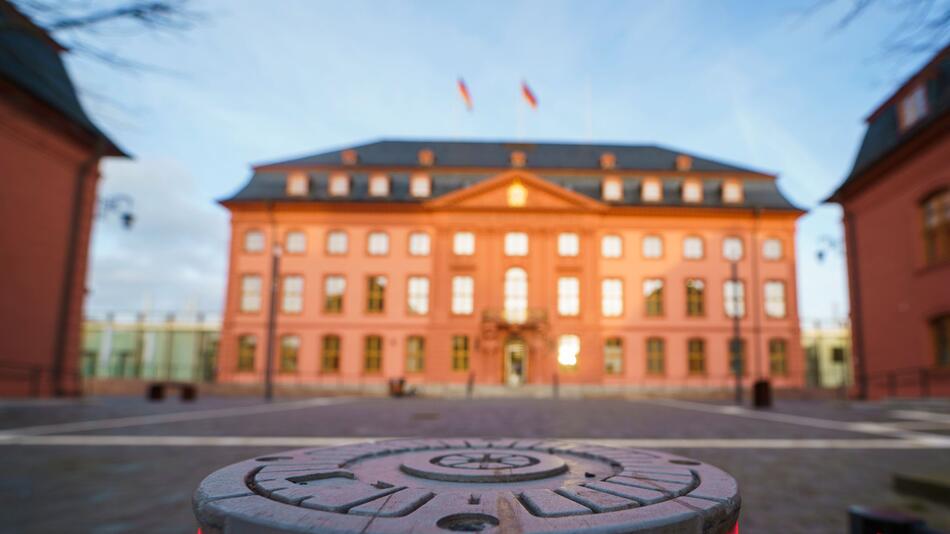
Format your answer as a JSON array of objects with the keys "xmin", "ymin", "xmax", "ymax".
[
  {"xmin": 146, "ymin": 383, "xmax": 165, "ymax": 401},
  {"xmin": 194, "ymin": 438, "xmax": 740, "ymax": 533},
  {"xmin": 180, "ymin": 384, "xmax": 197, "ymax": 402}
]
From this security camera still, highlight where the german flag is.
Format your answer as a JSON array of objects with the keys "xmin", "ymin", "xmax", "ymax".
[
  {"xmin": 521, "ymin": 81, "xmax": 538, "ymax": 109},
  {"xmin": 457, "ymin": 78, "xmax": 473, "ymax": 111}
]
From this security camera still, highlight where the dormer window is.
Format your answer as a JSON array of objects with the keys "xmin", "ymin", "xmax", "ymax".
[
  {"xmin": 676, "ymin": 154, "xmax": 692, "ymax": 171},
  {"xmin": 602, "ymin": 176, "xmax": 623, "ymax": 201},
  {"xmin": 328, "ymin": 173, "xmax": 350, "ymax": 197},
  {"xmin": 341, "ymin": 149, "xmax": 358, "ymax": 165},
  {"xmin": 682, "ymin": 178, "xmax": 702, "ymax": 203},
  {"xmin": 600, "ymin": 152, "xmax": 616, "ymax": 170},
  {"xmin": 410, "ymin": 173, "xmax": 431, "ymax": 198},
  {"xmin": 510, "ymin": 150, "xmax": 526, "ymax": 168},
  {"xmin": 899, "ymin": 84, "xmax": 928, "ymax": 130},
  {"xmin": 418, "ymin": 149, "xmax": 435, "ymax": 166},
  {"xmin": 369, "ymin": 174, "xmax": 390, "ymax": 197},
  {"xmin": 286, "ymin": 172, "xmax": 309, "ymax": 196},
  {"xmin": 722, "ymin": 179, "xmax": 743, "ymax": 204},
  {"xmin": 642, "ymin": 178, "xmax": 662, "ymax": 202}
]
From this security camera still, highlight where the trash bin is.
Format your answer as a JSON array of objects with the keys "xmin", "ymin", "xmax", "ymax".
[
  {"xmin": 194, "ymin": 438, "xmax": 740, "ymax": 533},
  {"xmin": 753, "ymin": 379, "xmax": 772, "ymax": 409}
]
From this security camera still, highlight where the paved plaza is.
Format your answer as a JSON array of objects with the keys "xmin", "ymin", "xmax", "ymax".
[{"xmin": 1, "ymin": 395, "xmax": 949, "ymax": 533}]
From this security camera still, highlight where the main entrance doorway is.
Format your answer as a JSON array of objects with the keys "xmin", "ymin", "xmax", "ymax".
[{"xmin": 504, "ymin": 336, "xmax": 527, "ymax": 386}]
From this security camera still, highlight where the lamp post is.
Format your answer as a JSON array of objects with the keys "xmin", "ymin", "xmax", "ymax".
[
  {"xmin": 730, "ymin": 260, "xmax": 743, "ymax": 405},
  {"xmin": 97, "ymin": 193, "xmax": 135, "ymax": 229},
  {"xmin": 264, "ymin": 242, "xmax": 282, "ymax": 401}
]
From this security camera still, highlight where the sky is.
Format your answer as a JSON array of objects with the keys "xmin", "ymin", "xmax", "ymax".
[{"xmin": 65, "ymin": 0, "xmax": 938, "ymax": 323}]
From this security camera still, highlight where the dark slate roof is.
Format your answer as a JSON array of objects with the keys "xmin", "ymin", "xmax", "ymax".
[
  {"xmin": 259, "ymin": 140, "xmax": 770, "ymax": 174},
  {"xmin": 0, "ymin": 2, "xmax": 125, "ymax": 156}
]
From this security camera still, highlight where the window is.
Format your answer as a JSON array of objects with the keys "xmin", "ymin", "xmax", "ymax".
[
  {"xmin": 504, "ymin": 267, "xmax": 528, "ymax": 323},
  {"xmin": 408, "ymin": 232, "xmax": 431, "ymax": 256},
  {"xmin": 683, "ymin": 236, "xmax": 704, "ymax": 259},
  {"xmin": 724, "ymin": 280, "xmax": 745, "ymax": 318},
  {"xmin": 769, "ymin": 339, "xmax": 788, "ymax": 376},
  {"xmin": 557, "ymin": 277, "xmax": 580, "ymax": 317},
  {"xmin": 367, "ymin": 231, "xmax": 389, "ymax": 255},
  {"xmin": 764, "ymin": 281, "xmax": 787, "ymax": 318},
  {"xmin": 723, "ymin": 237, "xmax": 743, "ymax": 261},
  {"xmin": 686, "ymin": 279, "xmax": 705, "ymax": 317},
  {"xmin": 451, "ymin": 276, "xmax": 474, "ymax": 315},
  {"xmin": 326, "ymin": 230, "xmax": 348, "ymax": 255},
  {"xmin": 729, "ymin": 338, "xmax": 747, "ymax": 376},
  {"xmin": 453, "ymin": 232, "xmax": 475, "ymax": 256},
  {"xmin": 281, "ymin": 275, "xmax": 304, "ymax": 313},
  {"xmin": 933, "ymin": 315, "xmax": 950, "ymax": 367},
  {"xmin": 558, "ymin": 232, "xmax": 579, "ymax": 257},
  {"xmin": 329, "ymin": 173, "xmax": 350, "ymax": 196},
  {"xmin": 285, "ymin": 231, "xmax": 306, "ymax": 254},
  {"xmin": 504, "ymin": 232, "xmax": 529, "ymax": 256},
  {"xmin": 601, "ymin": 278, "xmax": 623, "ymax": 317},
  {"xmin": 287, "ymin": 173, "xmax": 308, "ymax": 196},
  {"xmin": 642, "ymin": 178, "xmax": 662, "ymax": 202},
  {"xmin": 642, "ymin": 235, "xmax": 663, "ymax": 259},
  {"xmin": 682, "ymin": 179, "xmax": 702, "ymax": 203},
  {"xmin": 558, "ymin": 334, "xmax": 580, "ymax": 369},
  {"xmin": 324, "ymin": 276, "xmax": 345, "ymax": 313},
  {"xmin": 722, "ymin": 179, "xmax": 743, "ymax": 203},
  {"xmin": 364, "ymin": 335, "xmax": 382, "ymax": 373},
  {"xmin": 452, "ymin": 335, "xmax": 469, "ymax": 371},
  {"xmin": 279, "ymin": 335, "xmax": 299, "ymax": 374},
  {"xmin": 369, "ymin": 174, "xmax": 390, "ymax": 197},
  {"xmin": 407, "ymin": 336, "xmax": 425, "ymax": 373},
  {"xmin": 244, "ymin": 230, "xmax": 264, "ymax": 252},
  {"xmin": 899, "ymin": 84, "xmax": 928, "ymax": 130},
  {"xmin": 688, "ymin": 338, "xmax": 705, "ymax": 375},
  {"xmin": 922, "ymin": 189, "xmax": 950, "ymax": 264},
  {"xmin": 407, "ymin": 276, "xmax": 429, "ymax": 315},
  {"xmin": 322, "ymin": 335, "xmax": 340, "ymax": 373},
  {"xmin": 763, "ymin": 238, "xmax": 783, "ymax": 260},
  {"xmin": 507, "ymin": 179, "xmax": 527, "ymax": 207},
  {"xmin": 643, "ymin": 278, "xmax": 664, "ymax": 317},
  {"xmin": 604, "ymin": 338, "xmax": 623, "ymax": 375},
  {"xmin": 240, "ymin": 275, "xmax": 262, "ymax": 312},
  {"xmin": 601, "ymin": 235, "xmax": 623, "ymax": 258},
  {"xmin": 236, "ymin": 335, "xmax": 256, "ymax": 372},
  {"xmin": 602, "ymin": 177, "xmax": 623, "ymax": 201},
  {"xmin": 367, "ymin": 275, "xmax": 386, "ymax": 313},
  {"xmin": 410, "ymin": 173, "xmax": 431, "ymax": 198},
  {"xmin": 646, "ymin": 338, "xmax": 664, "ymax": 375}
]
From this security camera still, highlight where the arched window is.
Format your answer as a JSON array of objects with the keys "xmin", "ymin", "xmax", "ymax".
[{"xmin": 504, "ymin": 267, "xmax": 528, "ymax": 323}]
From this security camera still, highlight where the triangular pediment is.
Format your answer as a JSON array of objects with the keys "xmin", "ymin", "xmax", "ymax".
[{"xmin": 426, "ymin": 171, "xmax": 605, "ymax": 211}]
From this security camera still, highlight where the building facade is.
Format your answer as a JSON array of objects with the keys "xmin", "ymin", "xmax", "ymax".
[
  {"xmin": 219, "ymin": 140, "xmax": 803, "ymax": 393},
  {"xmin": 0, "ymin": 3, "xmax": 125, "ymax": 397},
  {"xmin": 829, "ymin": 45, "xmax": 950, "ymax": 399},
  {"xmin": 801, "ymin": 321, "xmax": 852, "ymax": 389}
]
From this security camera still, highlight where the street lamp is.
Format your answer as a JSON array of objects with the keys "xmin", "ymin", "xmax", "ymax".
[
  {"xmin": 730, "ymin": 260, "xmax": 743, "ymax": 405},
  {"xmin": 98, "ymin": 193, "xmax": 135, "ymax": 229},
  {"xmin": 264, "ymin": 241, "xmax": 282, "ymax": 401}
]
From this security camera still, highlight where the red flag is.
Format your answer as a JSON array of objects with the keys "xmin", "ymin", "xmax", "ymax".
[
  {"xmin": 457, "ymin": 78, "xmax": 473, "ymax": 111},
  {"xmin": 521, "ymin": 81, "xmax": 538, "ymax": 109}
]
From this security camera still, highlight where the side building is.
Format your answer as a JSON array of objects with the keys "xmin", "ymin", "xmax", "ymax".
[
  {"xmin": 218, "ymin": 140, "xmax": 804, "ymax": 394},
  {"xmin": 828, "ymin": 45, "xmax": 950, "ymax": 399}
]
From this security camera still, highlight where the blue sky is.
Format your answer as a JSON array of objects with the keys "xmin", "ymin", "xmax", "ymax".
[{"xmin": 71, "ymin": 0, "xmax": 935, "ymax": 322}]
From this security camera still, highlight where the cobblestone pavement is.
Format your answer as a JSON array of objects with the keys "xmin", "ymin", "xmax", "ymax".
[{"xmin": 1, "ymin": 396, "xmax": 949, "ymax": 533}]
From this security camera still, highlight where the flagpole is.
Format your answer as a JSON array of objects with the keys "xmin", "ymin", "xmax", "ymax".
[
  {"xmin": 517, "ymin": 93, "xmax": 525, "ymax": 140},
  {"xmin": 585, "ymin": 76, "xmax": 593, "ymax": 141}
]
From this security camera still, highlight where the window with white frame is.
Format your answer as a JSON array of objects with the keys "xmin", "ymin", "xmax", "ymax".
[
  {"xmin": 324, "ymin": 276, "xmax": 345, "ymax": 313},
  {"xmin": 764, "ymin": 281, "xmax": 786, "ymax": 318},
  {"xmin": 285, "ymin": 231, "xmax": 306, "ymax": 253},
  {"xmin": 558, "ymin": 232, "xmax": 579, "ymax": 257},
  {"xmin": 369, "ymin": 174, "xmax": 390, "ymax": 197},
  {"xmin": 602, "ymin": 177, "xmax": 623, "ymax": 201},
  {"xmin": 326, "ymin": 230, "xmax": 348, "ymax": 255},
  {"xmin": 723, "ymin": 237, "xmax": 743, "ymax": 261},
  {"xmin": 763, "ymin": 238, "xmax": 783, "ymax": 260},
  {"xmin": 557, "ymin": 277, "xmax": 580, "ymax": 316},
  {"xmin": 367, "ymin": 231, "xmax": 389, "ymax": 256},
  {"xmin": 407, "ymin": 276, "xmax": 429, "ymax": 315},
  {"xmin": 601, "ymin": 235, "xmax": 623, "ymax": 258},
  {"xmin": 287, "ymin": 174, "xmax": 309, "ymax": 196},
  {"xmin": 408, "ymin": 232, "xmax": 430, "ymax": 256},
  {"xmin": 504, "ymin": 232, "xmax": 529, "ymax": 256},
  {"xmin": 557, "ymin": 334, "xmax": 580, "ymax": 368},
  {"xmin": 722, "ymin": 180, "xmax": 742, "ymax": 203},
  {"xmin": 244, "ymin": 230, "xmax": 265, "ymax": 252},
  {"xmin": 410, "ymin": 173, "xmax": 431, "ymax": 197},
  {"xmin": 601, "ymin": 278, "xmax": 624, "ymax": 317},
  {"xmin": 682, "ymin": 179, "xmax": 702, "ymax": 203},
  {"xmin": 504, "ymin": 267, "xmax": 528, "ymax": 323},
  {"xmin": 281, "ymin": 275, "xmax": 304, "ymax": 313},
  {"xmin": 453, "ymin": 232, "xmax": 475, "ymax": 256},
  {"xmin": 683, "ymin": 236, "xmax": 704, "ymax": 259},
  {"xmin": 724, "ymin": 280, "xmax": 746, "ymax": 318},
  {"xmin": 900, "ymin": 84, "xmax": 928, "ymax": 129},
  {"xmin": 240, "ymin": 275, "xmax": 262, "ymax": 312},
  {"xmin": 642, "ymin": 235, "xmax": 663, "ymax": 259},
  {"xmin": 451, "ymin": 276, "xmax": 474, "ymax": 315},
  {"xmin": 329, "ymin": 173, "xmax": 350, "ymax": 196},
  {"xmin": 642, "ymin": 178, "xmax": 662, "ymax": 202}
]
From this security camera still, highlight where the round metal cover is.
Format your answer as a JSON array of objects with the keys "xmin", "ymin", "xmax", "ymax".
[{"xmin": 194, "ymin": 438, "xmax": 740, "ymax": 533}]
